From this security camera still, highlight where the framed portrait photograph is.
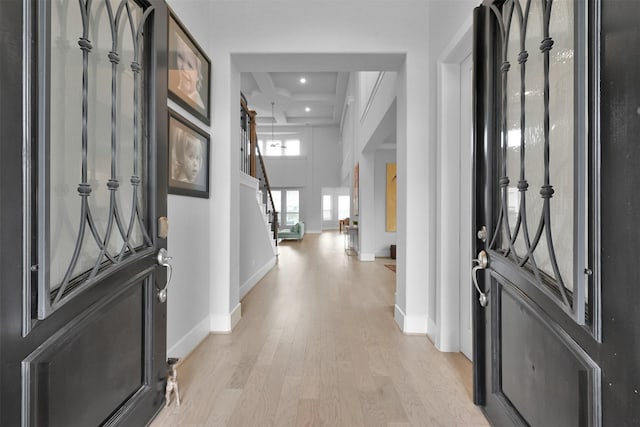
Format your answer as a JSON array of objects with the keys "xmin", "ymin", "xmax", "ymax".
[
  {"xmin": 168, "ymin": 11, "xmax": 211, "ymax": 125},
  {"xmin": 169, "ymin": 110, "xmax": 210, "ymax": 198}
]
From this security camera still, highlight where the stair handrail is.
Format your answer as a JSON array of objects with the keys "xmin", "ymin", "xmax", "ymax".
[
  {"xmin": 240, "ymin": 97, "xmax": 279, "ymax": 243},
  {"xmin": 255, "ymin": 140, "xmax": 279, "ymax": 243}
]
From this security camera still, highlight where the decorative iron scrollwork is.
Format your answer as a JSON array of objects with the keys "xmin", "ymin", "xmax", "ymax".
[
  {"xmin": 487, "ymin": 0, "xmax": 584, "ymax": 320},
  {"xmin": 40, "ymin": 0, "xmax": 155, "ymax": 317}
]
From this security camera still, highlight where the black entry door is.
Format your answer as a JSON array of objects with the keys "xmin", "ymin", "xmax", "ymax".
[
  {"xmin": 472, "ymin": 1, "xmax": 602, "ymax": 425},
  {"xmin": 0, "ymin": 0, "xmax": 169, "ymax": 425}
]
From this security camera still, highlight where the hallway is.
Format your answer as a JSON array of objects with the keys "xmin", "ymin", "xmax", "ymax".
[{"xmin": 152, "ymin": 232, "xmax": 488, "ymax": 426}]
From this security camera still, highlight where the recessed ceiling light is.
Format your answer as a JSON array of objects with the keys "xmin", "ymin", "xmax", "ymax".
[
  {"xmin": 305, "ymin": 107, "xmax": 311, "ymax": 112},
  {"xmin": 300, "ymin": 77, "xmax": 307, "ymax": 84}
]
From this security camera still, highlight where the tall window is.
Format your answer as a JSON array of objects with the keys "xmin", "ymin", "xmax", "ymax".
[
  {"xmin": 338, "ymin": 195, "xmax": 350, "ymax": 219},
  {"xmin": 271, "ymin": 189, "xmax": 300, "ymax": 227},
  {"xmin": 258, "ymin": 139, "xmax": 300, "ymax": 156},
  {"xmin": 285, "ymin": 190, "xmax": 300, "ymax": 225},
  {"xmin": 322, "ymin": 195, "xmax": 332, "ymax": 221}
]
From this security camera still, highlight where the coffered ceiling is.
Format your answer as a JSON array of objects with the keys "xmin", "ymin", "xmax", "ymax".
[{"xmin": 241, "ymin": 71, "xmax": 350, "ymax": 126}]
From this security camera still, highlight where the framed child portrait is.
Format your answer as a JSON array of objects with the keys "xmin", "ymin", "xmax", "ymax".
[
  {"xmin": 169, "ymin": 110, "xmax": 210, "ymax": 198},
  {"xmin": 168, "ymin": 11, "xmax": 211, "ymax": 125}
]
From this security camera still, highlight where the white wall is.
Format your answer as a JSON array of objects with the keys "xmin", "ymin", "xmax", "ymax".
[
  {"xmin": 264, "ymin": 157, "xmax": 308, "ymax": 188},
  {"xmin": 374, "ymin": 149, "xmax": 397, "ymax": 257},
  {"xmin": 360, "ymin": 72, "xmax": 397, "ymax": 153},
  {"xmin": 309, "ymin": 126, "xmax": 342, "ymax": 232},
  {"xmin": 341, "ymin": 75, "xmax": 356, "ymax": 187},
  {"xmin": 426, "ymin": 1, "xmax": 478, "ymax": 339},
  {"xmin": 262, "ymin": 125, "xmax": 341, "ymax": 233},
  {"xmin": 167, "ymin": 193, "xmax": 211, "ymax": 358},
  {"xmin": 239, "ymin": 174, "xmax": 277, "ymax": 299},
  {"xmin": 165, "ymin": 0, "xmax": 213, "ymax": 357}
]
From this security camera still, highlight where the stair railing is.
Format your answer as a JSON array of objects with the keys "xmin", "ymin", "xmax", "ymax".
[{"xmin": 240, "ymin": 96, "xmax": 279, "ymax": 243}]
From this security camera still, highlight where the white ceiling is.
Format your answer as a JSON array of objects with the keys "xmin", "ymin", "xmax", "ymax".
[{"xmin": 241, "ymin": 71, "xmax": 350, "ymax": 126}]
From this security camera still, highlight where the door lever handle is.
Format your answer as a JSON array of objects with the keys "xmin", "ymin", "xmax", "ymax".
[
  {"xmin": 157, "ymin": 248, "xmax": 173, "ymax": 267},
  {"xmin": 156, "ymin": 248, "xmax": 173, "ymax": 303},
  {"xmin": 472, "ymin": 250, "xmax": 489, "ymax": 307}
]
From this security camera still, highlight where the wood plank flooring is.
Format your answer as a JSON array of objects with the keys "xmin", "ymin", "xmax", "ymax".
[{"xmin": 151, "ymin": 232, "xmax": 489, "ymax": 427}]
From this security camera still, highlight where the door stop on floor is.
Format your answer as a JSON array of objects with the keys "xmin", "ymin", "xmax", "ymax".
[{"xmin": 165, "ymin": 358, "xmax": 181, "ymax": 407}]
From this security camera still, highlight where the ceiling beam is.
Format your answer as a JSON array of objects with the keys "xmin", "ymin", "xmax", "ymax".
[{"xmin": 251, "ymin": 72, "xmax": 288, "ymax": 124}]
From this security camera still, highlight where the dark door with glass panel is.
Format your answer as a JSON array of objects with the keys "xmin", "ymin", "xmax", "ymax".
[
  {"xmin": 472, "ymin": 1, "xmax": 602, "ymax": 425},
  {"xmin": 0, "ymin": 0, "xmax": 169, "ymax": 425}
]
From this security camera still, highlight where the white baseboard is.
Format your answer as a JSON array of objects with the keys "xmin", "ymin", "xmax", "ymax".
[
  {"xmin": 394, "ymin": 304, "xmax": 406, "ymax": 331},
  {"xmin": 359, "ymin": 252, "xmax": 375, "ymax": 262},
  {"xmin": 427, "ymin": 316, "xmax": 440, "ymax": 349},
  {"xmin": 394, "ymin": 304, "xmax": 427, "ymax": 335},
  {"xmin": 306, "ymin": 229, "xmax": 321, "ymax": 234},
  {"xmin": 210, "ymin": 303, "xmax": 244, "ymax": 333},
  {"xmin": 230, "ymin": 303, "xmax": 242, "ymax": 330},
  {"xmin": 404, "ymin": 315, "xmax": 428, "ymax": 334},
  {"xmin": 167, "ymin": 316, "xmax": 210, "ymax": 359},
  {"xmin": 210, "ymin": 313, "xmax": 231, "ymax": 333},
  {"xmin": 239, "ymin": 256, "xmax": 276, "ymax": 300}
]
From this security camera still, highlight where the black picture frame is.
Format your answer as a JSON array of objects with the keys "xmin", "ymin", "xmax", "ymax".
[
  {"xmin": 168, "ymin": 10, "xmax": 211, "ymax": 125},
  {"xmin": 168, "ymin": 109, "xmax": 210, "ymax": 198}
]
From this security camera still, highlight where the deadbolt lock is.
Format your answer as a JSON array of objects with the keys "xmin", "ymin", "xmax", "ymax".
[
  {"xmin": 477, "ymin": 226, "xmax": 488, "ymax": 242},
  {"xmin": 158, "ymin": 216, "xmax": 169, "ymax": 239}
]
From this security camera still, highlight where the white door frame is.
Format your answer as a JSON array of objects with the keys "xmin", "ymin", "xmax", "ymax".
[{"xmin": 434, "ymin": 16, "xmax": 473, "ymax": 352}]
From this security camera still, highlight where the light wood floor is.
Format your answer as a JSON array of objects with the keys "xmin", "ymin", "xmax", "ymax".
[{"xmin": 151, "ymin": 232, "xmax": 489, "ymax": 427}]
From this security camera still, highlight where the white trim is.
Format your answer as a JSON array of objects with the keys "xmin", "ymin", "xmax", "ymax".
[
  {"xmin": 230, "ymin": 303, "xmax": 242, "ymax": 330},
  {"xmin": 375, "ymin": 249, "xmax": 393, "ymax": 258},
  {"xmin": 239, "ymin": 257, "xmax": 276, "ymax": 300},
  {"xmin": 404, "ymin": 315, "xmax": 428, "ymax": 335},
  {"xmin": 394, "ymin": 304, "xmax": 406, "ymax": 331},
  {"xmin": 210, "ymin": 313, "xmax": 232, "ymax": 333},
  {"xmin": 394, "ymin": 304, "xmax": 428, "ymax": 335},
  {"xmin": 435, "ymin": 17, "xmax": 474, "ymax": 354},
  {"xmin": 361, "ymin": 72, "xmax": 386, "ymax": 123},
  {"xmin": 438, "ymin": 15, "xmax": 474, "ymax": 64},
  {"xmin": 305, "ymin": 229, "xmax": 321, "ymax": 234},
  {"xmin": 339, "ymin": 97, "xmax": 352, "ymax": 137},
  {"xmin": 168, "ymin": 316, "xmax": 210, "ymax": 358},
  {"xmin": 239, "ymin": 172, "xmax": 259, "ymax": 189},
  {"xmin": 427, "ymin": 316, "xmax": 439, "ymax": 347},
  {"xmin": 358, "ymin": 252, "xmax": 375, "ymax": 262}
]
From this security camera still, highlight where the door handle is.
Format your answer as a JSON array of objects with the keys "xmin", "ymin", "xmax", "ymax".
[
  {"xmin": 472, "ymin": 250, "xmax": 489, "ymax": 307},
  {"xmin": 156, "ymin": 248, "xmax": 173, "ymax": 303}
]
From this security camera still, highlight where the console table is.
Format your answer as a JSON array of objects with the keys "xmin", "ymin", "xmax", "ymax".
[{"xmin": 344, "ymin": 226, "xmax": 358, "ymax": 256}]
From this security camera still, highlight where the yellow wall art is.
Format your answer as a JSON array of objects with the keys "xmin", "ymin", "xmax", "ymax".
[{"xmin": 386, "ymin": 163, "xmax": 397, "ymax": 232}]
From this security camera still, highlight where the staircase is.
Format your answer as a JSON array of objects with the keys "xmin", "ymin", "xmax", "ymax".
[
  {"xmin": 241, "ymin": 96, "xmax": 279, "ymax": 250},
  {"xmin": 257, "ymin": 189, "xmax": 278, "ymax": 253}
]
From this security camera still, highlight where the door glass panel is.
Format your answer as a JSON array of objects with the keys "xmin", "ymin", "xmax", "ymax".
[
  {"xmin": 50, "ymin": 1, "xmax": 86, "ymax": 287},
  {"xmin": 523, "ymin": 0, "xmax": 552, "ymax": 279},
  {"xmin": 502, "ymin": 7, "xmax": 521, "ymax": 253},
  {"xmin": 548, "ymin": 0, "xmax": 575, "ymax": 291},
  {"xmin": 492, "ymin": 0, "xmax": 582, "ymax": 316},
  {"xmin": 286, "ymin": 190, "xmax": 300, "ymax": 225},
  {"xmin": 44, "ymin": 0, "xmax": 152, "ymax": 314}
]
